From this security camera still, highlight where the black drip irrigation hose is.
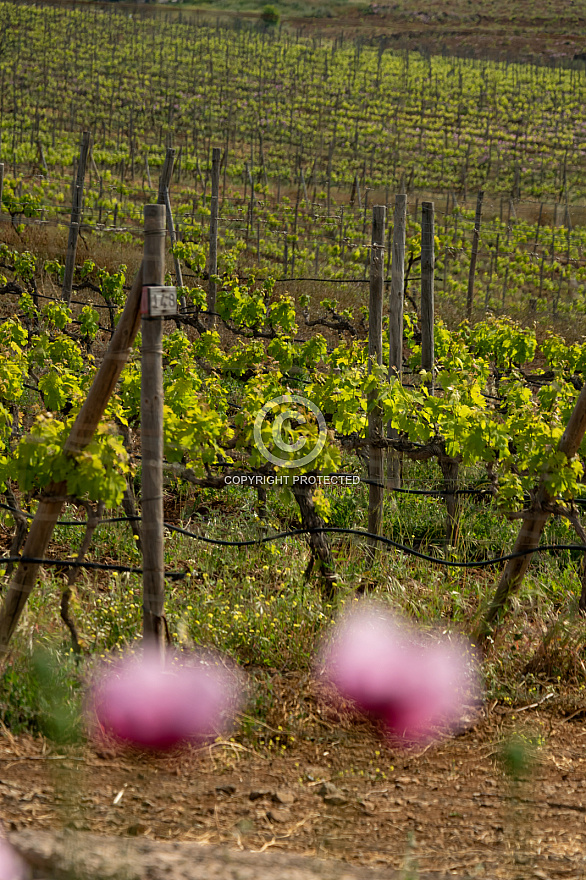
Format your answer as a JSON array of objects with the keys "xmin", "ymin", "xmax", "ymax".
[
  {"xmin": 1, "ymin": 525, "xmax": 585, "ymax": 579},
  {"xmin": 3, "ymin": 481, "xmax": 586, "ymax": 576},
  {"xmin": 163, "ymin": 523, "xmax": 586, "ymax": 570},
  {"xmin": 0, "ymin": 556, "xmax": 185, "ymax": 580}
]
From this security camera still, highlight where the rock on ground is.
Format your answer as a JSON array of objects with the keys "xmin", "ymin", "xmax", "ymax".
[{"xmin": 10, "ymin": 830, "xmax": 450, "ymax": 880}]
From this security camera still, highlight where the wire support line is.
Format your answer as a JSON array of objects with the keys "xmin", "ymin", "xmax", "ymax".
[
  {"xmin": 2, "ymin": 519, "xmax": 585, "ymax": 573},
  {"xmin": 273, "ymin": 276, "xmax": 422, "ymax": 283},
  {"xmin": 356, "ymin": 477, "xmax": 493, "ymax": 497},
  {"xmin": 161, "ymin": 523, "xmax": 586, "ymax": 569},
  {"xmin": 0, "ymin": 555, "xmax": 185, "ymax": 580},
  {"xmin": 5, "ymin": 479, "xmax": 586, "ymax": 530},
  {"xmin": 0, "ymin": 482, "xmax": 498, "ymax": 527},
  {"xmin": 0, "ymin": 502, "xmax": 139, "ymax": 525},
  {"xmin": 0, "ymin": 284, "xmax": 121, "ymax": 313}
]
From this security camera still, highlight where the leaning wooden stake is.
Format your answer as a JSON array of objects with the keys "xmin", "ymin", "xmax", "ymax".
[
  {"xmin": 367, "ymin": 205, "xmax": 386, "ymax": 561},
  {"xmin": 389, "ymin": 194, "xmax": 406, "ymax": 378},
  {"xmin": 145, "ymin": 154, "xmax": 153, "ymax": 190},
  {"xmin": 141, "ymin": 205, "xmax": 167, "ymax": 650},
  {"xmin": 157, "ymin": 148, "xmax": 175, "ymax": 205},
  {"xmin": 421, "ymin": 201, "xmax": 435, "ymax": 389},
  {"xmin": 163, "ymin": 190, "xmax": 183, "ymax": 289},
  {"xmin": 156, "ymin": 148, "xmax": 181, "ymax": 290},
  {"xmin": 466, "ymin": 190, "xmax": 484, "ymax": 321},
  {"xmin": 387, "ymin": 193, "xmax": 406, "ymax": 490},
  {"xmin": 37, "ymin": 141, "xmax": 49, "ymax": 179},
  {"xmin": 477, "ymin": 381, "xmax": 586, "ymax": 646},
  {"xmin": 62, "ymin": 131, "xmax": 91, "ymax": 305},
  {"xmin": 300, "ymin": 166, "xmax": 309, "ymax": 205},
  {"xmin": 0, "ymin": 262, "xmax": 145, "ymax": 657},
  {"xmin": 208, "ymin": 147, "xmax": 221, "ymax": 326}
]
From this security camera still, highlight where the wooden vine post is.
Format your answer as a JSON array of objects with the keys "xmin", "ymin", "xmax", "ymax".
[
  {"xmin": 477, "ymin": 381, "xmax": 586, "ymax": 646},
  {"xmin": 0, "ymin": 265, "xmax": 148, "ymax": 659},
  {"xmin": 466, "ymin": 190, "xmax": 484, "ymax": 321},
  {"xmin": 141, "ymin": 205, "xmax": 168, "ymax": 650},
  {"xmin": 387, "ymin": 193, "xmax": 406, "ymax": 490},
  {"xmin": 156, "ymin": 148, "xmax": 182, "ymax": 289},
  {"xmin": 62, "ymin": 131, "xmax": 91, "ymax": 305},
  {"xmin": 163, "ymin": 187, "xmax": 183, "ymax": 292},
  {"xmin": 208, "ymin": 146, "xmax": 221, "ymax": 326},
  {"xmin": 0, "ymin": 163, "xmax": 4, "ymax": 212},
  {"xmin": 388, "ymin": 194, "xmax": 406, "ymax": 378},
  {"xmin": 37, "ymin": 142, "xmax": 49, "ymax": 179},
  {"xmin": 157, "ymin": 148, "xmax": 175, "ymax": 205},
  {"xmin": 367, "ymin": 205, "xmax": 386, "ymax": 561},
  {"xmin": 145, "ymin": 154, "xmax": 153, "ymax": 190},
  {"xmin": 421, "ymin": 201, "xmax": 435, "ymax": 390}
]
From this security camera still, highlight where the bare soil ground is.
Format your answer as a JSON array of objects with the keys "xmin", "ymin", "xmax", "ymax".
[
  {"xmin": 81, "ymin": 0, "xmax": 586, "ymax": 66},
  {"xmin": 3, "ymin": 702, "xmax": 586, "ymax": 879},
  {"xmin": 287, "ymin": 0, "xmax": 586, "ymax": 65},
  {"xmin": 289, "ymin": 13, "xmax": 584, "ymax": 67}
]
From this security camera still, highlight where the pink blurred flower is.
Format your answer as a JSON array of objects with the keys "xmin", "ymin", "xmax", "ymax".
[
  {"xmin": 320, "ymin": 610, "xmax": 408, "ymax": 715},
  {"xmin": 319, "ymin": 605, "xmax": 480, "ymax": 744},
  {"xmin": 0, "ymin": 837, "xmax": 29, "ymax": 880},
  {"xmin": 87, "ymin": 648, "xmax": 241, "ymax": 751}
]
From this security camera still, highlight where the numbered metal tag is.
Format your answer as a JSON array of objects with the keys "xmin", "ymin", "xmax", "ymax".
[{"xmin": 141, "ymin": 286, "xmax": 177, "ymax": 317}]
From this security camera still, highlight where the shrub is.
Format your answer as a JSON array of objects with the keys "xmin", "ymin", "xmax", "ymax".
[{"xmin": 261, "ymin": 5, "xmax": 280, "ymax": 26}]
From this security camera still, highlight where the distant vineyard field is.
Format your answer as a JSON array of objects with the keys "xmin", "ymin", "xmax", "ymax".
[{"xmin": 2, "ymin": 2, "xmax": 586, "ymax": 329}]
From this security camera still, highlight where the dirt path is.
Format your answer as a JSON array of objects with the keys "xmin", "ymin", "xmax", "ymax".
[{"xmin": 2, "ymin": 705, "xmax": 586, "ymax": 878}]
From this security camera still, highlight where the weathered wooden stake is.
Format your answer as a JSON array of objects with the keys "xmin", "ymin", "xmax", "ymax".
[
  {"xmin": 387, "ymin": 194, "xmax": 406, "ymax": 490},
  {"xmin": 300, "ymin": 166, "xmax": 309, "ymax": 204},
  {"xmin": 156, "ymin": 148, "xmax": 182, "ymax": 298},
  {"xmin": 62, "ymin": 131, "xmax": 90, "ymax": 305},
  {"xmin": 157, "ymin": 148, "xmax": 175, "ymax": 205},
  {"xmin": 222, "ymin": 146, "xmax": 228, "ymax": 209},
  {"xmin": 247, "ymin": 162, "xmax": 255, "ymax": 237},
  {"xmin": 37, "ymin": 141, "xmax": 48, "ymax": 178},
  {"xmin": 0, "ymin": 163, "xmax": 3, "ymax": 212},
  {"xmin": 208, "ymin": 147, "xmax": 221, "ymax": 325},
  {"xmin": 534, "ymin": 202, "xmax": 543, "ymax": 252},
  {"xmin": 367, "ymin": 205, "xmax": 386, "ymax": 561},
  {"xmin": 141, "ymin": 204, "xmax": 167, "ymax": 650},
  {"xmin": 439, "ymin": 456, "xmax": 460, "ymax": 551},
  {"xmin": 389, "ymin": 194, "xmax": 406, "ymax": 378},
  {"xmin": 326, "ymin": 142, "xmax": 334, "ymax": 216},
  {"xmin": 421, "ymin": 201, "xmax": 435, "ymax": 388},
  {"xmin": 163, "ymin": 188, "xmax": 183, "ymax": 290},
  {"xmin": 466, "ymin": 190, "xmax": 484, "ymax": 321},
  {"xmin": 283, "ymin": 228, "xmax": 288, "ymax": 278}
]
